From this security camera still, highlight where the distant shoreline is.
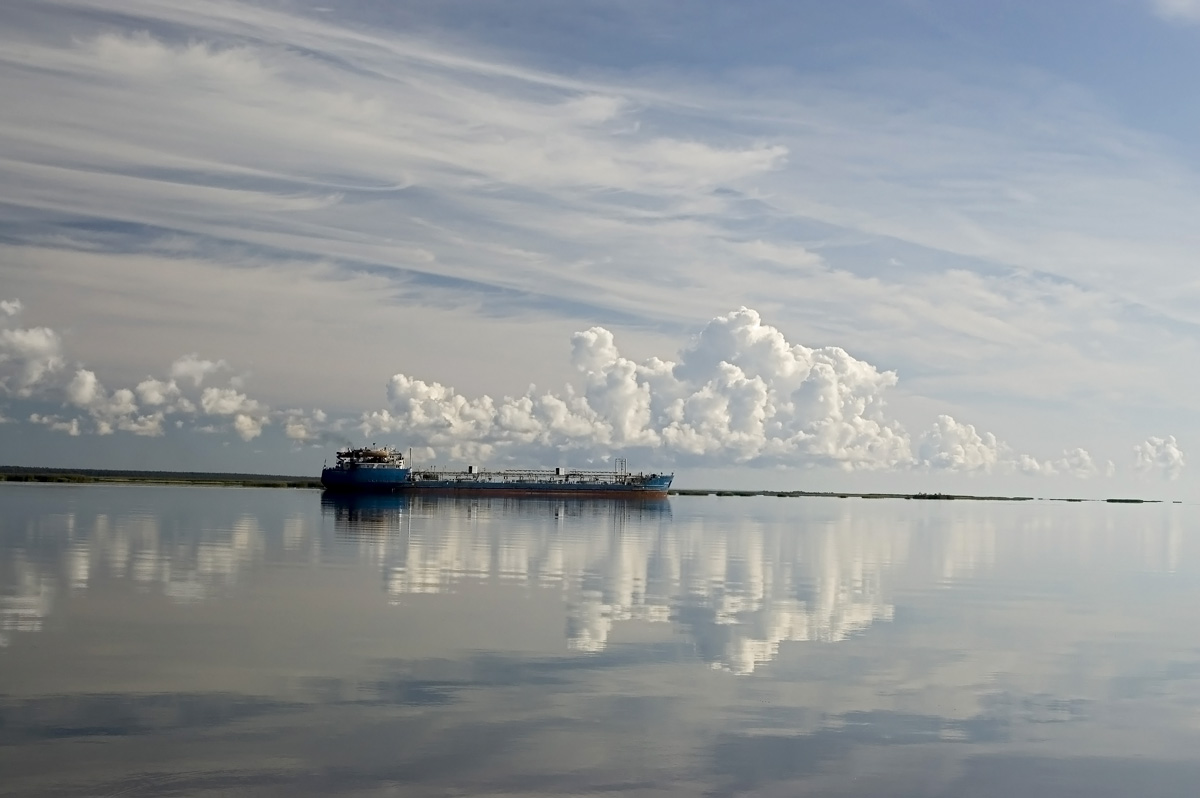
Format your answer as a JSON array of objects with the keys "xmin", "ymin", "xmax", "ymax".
[
  {"xmin": 0, "ymin": 466, "xmax": 1174, "ymax": 503},
  {"xmin": 0, "ymin": 465, "xmax": 321, "ymax": 489},
  {"xmin": 666, "ymin": 488, "xmax": 1169, "ymax": 504}
]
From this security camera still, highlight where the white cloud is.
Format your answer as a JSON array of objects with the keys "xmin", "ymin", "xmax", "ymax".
[
  {"xmin": 64, "ymin": 368, "xmax": 162, "ymax": 436},
  {"xmin": 1149, "ymin": 0, "xmax": 1200, "ymax": 22},
  {"xmin": 200, "ymin": 387, "xmax": 262, "ymax": 417},
  {"xmin": 917, "ymin": 415, "xmax": 1006, "ymax": 472},
  {"xmin": 30, "ymin": 413, "xmax": 80, "ymax": 436},
  {"xmin": 282, "ymin": 408, "xmax": 334, "ymax": 443},
  {"xmin": 1046, "ymin": 448, "xmax": 1109, "ymax": 479},
  {"xmin": 135, "ymin": 377, "xmax": 181, "ymax": 407},
  {"xmin": 232, "ymin": 413, "xmax": 265, "ymax": 442},
  {"xmin": 119, "ymin": 412, "xmax": 167, "ymax": 437},
  {"xmin": 363, "ymin": 307, "xmax": 912, "ymax": 470},
  {"xmin": 0, "ymin": 312, "xmax": 260, "ymax": 440},
  {"xmin": 170, "ymin": 354, "xmax": 227, "ymax": 387},
  {"xmin": 729, "ymin": 240, "xmax": 825, "ymax": 271},
  {"xmin": 1017, "ymin": 453, "xmax": 1048, "ymax": 475},
  {"xmin": 0, "ymin": 296, "xmax": 1165, "ymax": 481},
  {"xmin": 0, "ymin": 299, "xmax": 21, "ymax": 317},
  {"xmin": 1134, "ymin": 435, "xmax": 1186, "ymax": 479},
  {"xmin": 0, "ymin": 322, "xmax": 65, "ymax": 397},
  {"xmin": 66, "ymin": 369, "xmax": 103, "ymax": 408},
  {"xmin": 200, "ymin": 387, "xmax": 267, "ymax": 440},
  {"xmin": 1013, "ymin": 447, "xmax": 1112, "ymax": 479},
  {"xmin": 2, "ymin": 0, "xmax": 1200, "ymax": 467},
  {"xmin": 350, "ymin": 304, "xmax": 1156, "ymax": 480}
]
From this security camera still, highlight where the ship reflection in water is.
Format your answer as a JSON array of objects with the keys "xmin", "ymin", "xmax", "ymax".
[{"xmin": 4, "ymin": 485, "xmax": 1200, "ymax": 797}]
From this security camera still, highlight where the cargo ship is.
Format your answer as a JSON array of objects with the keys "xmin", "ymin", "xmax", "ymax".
[{"xmin": 321, "ymin": 446, "xmax": 673, "ymax": 497}]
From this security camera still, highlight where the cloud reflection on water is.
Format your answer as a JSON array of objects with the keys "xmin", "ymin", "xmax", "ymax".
[
  {"xmin": 0, "ymin": 493, "xmax": 271, "ymax": 648},
  {"xmin": 2, "ymin": 486, "xmax": 1200, "ymax": 797},
  {"xmin": 322, "ymin": 493, "xmax": 904, "ymax": 674},
  {"xmin": 0, "ymin": 489, "xmax": 1190, "ymax": 678}
]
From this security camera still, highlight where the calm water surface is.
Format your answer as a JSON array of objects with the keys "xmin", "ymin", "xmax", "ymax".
[{"xmin": 2, "ymin": 484, "xmax": 1199, "ymax": 796}]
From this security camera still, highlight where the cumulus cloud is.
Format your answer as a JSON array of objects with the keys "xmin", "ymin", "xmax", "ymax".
[
  {"xmin": 231, "ymin": 413, "xmax": 265, "ymax": 441},
  {"xmin": 14, "ymin": 355, "xmax": 258, "ymax": 440},
  {"xmin": 0, "ymin": 302, "xmax": 263, "ymax": 440},
  {"xmin": 0, "ymin": 304, "xmax": 65, "ymax": 396},
  {"xmin": 135, "ymin": 377, "xmax": 182, "ymax": 407},
  {"xmin": 363, "ymin": 308, "xmax": 911, "ymax": 469},
  {"xmin": 170, "ymin": 354, "xmax": 227, "ymax": 387},
  {"xmin": 65, "ymin": 368, "xmax": 163, "ymax": 436},
  {"xmin": 357, "ymin": 310, "xmax": 1135, "ymax": 479},
  {"xmin": 1134, "ymin": 435, "xmax": 1186, "ymax": 479},
  {"xmin": 918, "ymin": 415, "xmax": 1006, "ymax": 472},
  {"xmin": 66, "ymin": 369, "xmax": 103, "ymax": 408},
  {"xmin": 1016, "ymin": 448, "xmax": 1114, "ymax": 479},
  {"xmin": 200, "ymin": 387, "xmax": 261, "ymax": 416},
  {"xmin": 282, "ymin": 408, "xmax": 345, "ymax": 444},
  {"xmin": 30, "ymin": 413, "xmax": 80, "ymax": 436},
  {"xmin": 0, "ymin": 299, "xmax": 1169, "ymax": 481},
  {"xmin": 1047, "ymin": 448, "xmax": 1110, "ymax": 479},
  {"xmin": 915, "ymin": 415, "xmax": 1118, "ymax": 479},
  {"xmin": 200, "ymin": 387, "xmax": 267, "ymax": 441}
]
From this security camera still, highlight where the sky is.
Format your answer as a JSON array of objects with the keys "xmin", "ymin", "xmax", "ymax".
[{"xmin": 1, "ymin": 0, "xmax": 1199, "ymax": 497}]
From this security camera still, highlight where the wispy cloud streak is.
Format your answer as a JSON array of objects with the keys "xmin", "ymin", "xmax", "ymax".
[{"xmin": 0, "ymin": 1, "xmax": 1198, "ymax": 482}]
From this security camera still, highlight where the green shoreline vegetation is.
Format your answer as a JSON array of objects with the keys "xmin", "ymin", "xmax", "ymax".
[{"xmin": 0, "ymin": 465, "xmax": 1178, "ymax": 502}]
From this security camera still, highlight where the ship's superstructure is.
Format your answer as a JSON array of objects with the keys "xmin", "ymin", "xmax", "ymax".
[{"xmin": 321, "ymin": 447, "xmax": 673, "ymax": 496}]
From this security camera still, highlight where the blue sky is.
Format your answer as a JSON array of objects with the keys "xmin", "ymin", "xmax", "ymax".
[{"xmin": 1, "ymin": 0, "xmax": 1198, "ymax": 496}]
